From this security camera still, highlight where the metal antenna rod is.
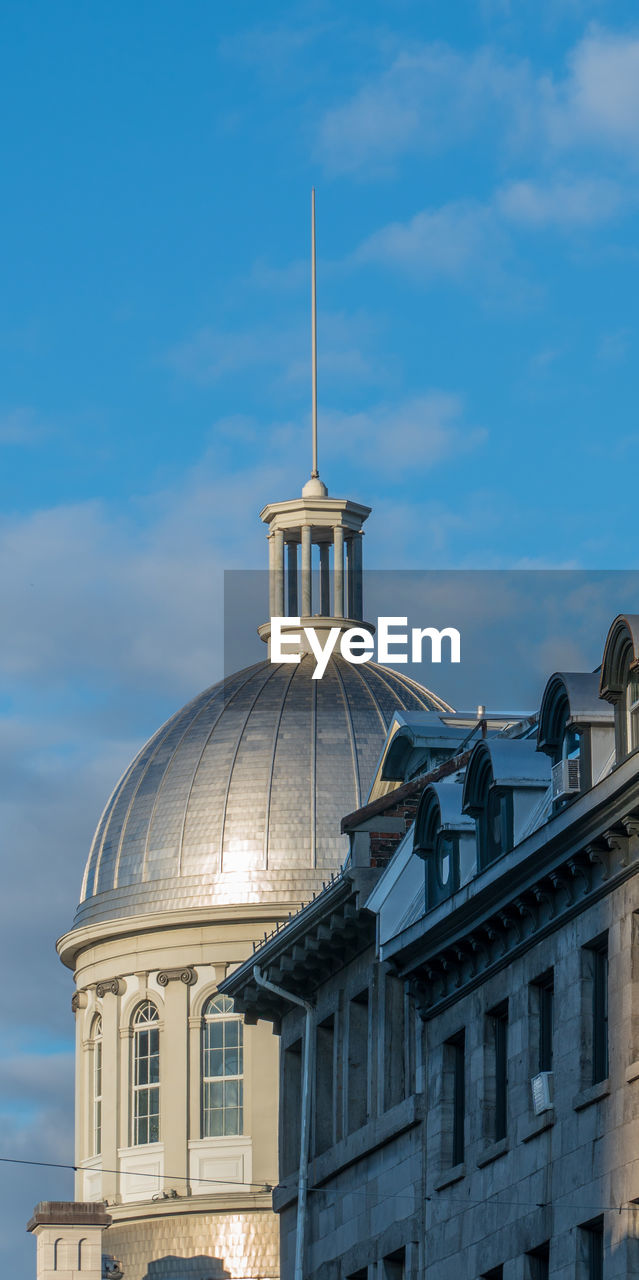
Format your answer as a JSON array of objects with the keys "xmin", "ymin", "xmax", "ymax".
[{"xmin": 311, "ymin": 187, "xmax": 318, "ymax": 478}]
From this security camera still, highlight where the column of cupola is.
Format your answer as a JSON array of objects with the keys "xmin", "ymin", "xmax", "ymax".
[{"xmin": 266, "ymin": 516, "xmax": 365, "ymax": 623}]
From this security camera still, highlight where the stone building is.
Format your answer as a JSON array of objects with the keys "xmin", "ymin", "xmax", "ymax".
[
  {"xmin": 34, "ymin": 467, "xmax": 447, "ymax": 1280},
  {"xmin": 223, "ymin": 614, "xmax": 639, "ymax": 1279}
]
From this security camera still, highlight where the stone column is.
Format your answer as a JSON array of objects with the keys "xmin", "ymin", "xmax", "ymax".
[
  {"xmin": 268, "ymin": 532, "xmax": 276, "ymax": 618},
  {"xmin": 98, "ymin": 992, "xmax": 120, "ymax": 1205},
  {"xmin": 287, "ymin": 541, "xmax": 298, "ymax": 616},
  {"xmin": 273, "ymin": 529, "xmax": 285, "ymax": 617},
  {"xmin": 159, "ymin": 975, "xmax": 190, "ymax": 1190},
  {"xmin": 352, "ymin": 531, "xmax": 363, "ymax": 621},
  {"xmin": 319, "ymin": 543, "xmax": 330, "ymax": 615},
  {"xmin": 346, "ymin": 536, "xmax": 355, "ymax": 619},
  {"xmin": 301, "ymin": 525, "xmax": 312, "ymax": 617},
  {"xmin": 333, "ymin": 525, "xmax": 344, "ymax": 618}
]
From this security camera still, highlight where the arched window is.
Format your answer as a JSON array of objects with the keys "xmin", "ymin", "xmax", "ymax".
[
  {"xmin": 91, "ymin": 1015, "xmax": 103, "ymax": 1157},
  {"xmin": 625, "ymin": 663, "xmax": 639, "ymax": 755},
  {"xmin": 478, "ymin": 785, "xmax": 511, "ymax": 867},
  {"xmin": 202, "ymin": 993, "xmax": 243, "ymax": 1137},
  {"xmin": 131, "ymin": 1001, "xmax": 160, "ymax": 1146}
]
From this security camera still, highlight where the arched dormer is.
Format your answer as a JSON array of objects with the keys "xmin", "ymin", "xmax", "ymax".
[
  {"xmin": 462, "ymin": 739, "xmax": 551, "ymax": 869},
  {"xmin": 413, "ymin": 783, "xmax": 476, "ymax": 909},
  {"xmin": 538, "ymin": 671, "xmax": 614, "ymax": 799},
  {"xmin": 599, "ymin": 614, "xmax": 639, "ymax": 762}
]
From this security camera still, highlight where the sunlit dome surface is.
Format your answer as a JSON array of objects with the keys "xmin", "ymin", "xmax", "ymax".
[{"xmin": 75, "ymin": 655, "xmax": 450, "ymax": 928}]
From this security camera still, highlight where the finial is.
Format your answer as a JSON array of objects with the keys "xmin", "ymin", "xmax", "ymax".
[{"xmin": 303, "ymin": 189, "xmax": 328, "ymax": 499}]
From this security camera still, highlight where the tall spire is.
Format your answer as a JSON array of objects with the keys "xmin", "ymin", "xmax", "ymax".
[
  {"xmin": 259, "ymin": 188, "xmax": 372, "ymax": 645},
  {"xmin": 303, "ymin": 188, "xmax": 327, "ymax": 500},
  {"xmin": 311, "ymin": 186, "xmax": 318, "ymax": 480}
]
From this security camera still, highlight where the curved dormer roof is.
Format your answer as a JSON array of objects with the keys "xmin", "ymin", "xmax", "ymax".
[
  {"xmin": 600, "ymin": 615, "xmax": 639, "ymax": 701},
  {"xmin": 462, "ymin": 738, "xmax": 550, "ymax": 816},
  {"xmin": 538, "ymin": 671, "xmax": 613, "ymax": 755},
  {"xmin": 414, "ymin": 782, "xmax": 475, "ymax": 854}
]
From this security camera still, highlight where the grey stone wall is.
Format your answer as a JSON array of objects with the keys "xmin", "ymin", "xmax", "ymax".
[
  {"xmin": 275, "ymin": 944, "xmax": 424, "ymax": 1279},
  {"xmin": 423, "ymin": 880, "xmax": 639, "ymax": 1279}
]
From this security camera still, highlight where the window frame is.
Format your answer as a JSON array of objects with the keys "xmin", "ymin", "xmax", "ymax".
[
  {"xmin": 201, "ymin": 992, "xmax": 244, "ymax": 1139},
  {"xmin": 131, "ymin": 1000, "xmax": 160, "ymax": 1147}
]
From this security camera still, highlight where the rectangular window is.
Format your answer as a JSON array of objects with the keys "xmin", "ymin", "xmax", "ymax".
[
  {"xmin": 530, "ymin": 971, "xmax": 554, "ymax": 1074},
  {"xmin": 583, "ymin": 935, "xmax": 609, "ymax": 1085},
  {"xmin": 526, "ymin": 1242, "xmax": 550, "ymax": 1280},
  {"xmin": 486, "ymin": 1002, "xmax": 508, "ymax": 1142},
  {"xmin": 382, "ymin": 1247, "xmax": 405, "ymax": 1280},
  {"xmin": 444, "ymin": 1030, "xmax": 465, "ymax": 1166},
  {"xmin": 347, "ymin": 990, "xmax": 369, "ymax": 1133},
  {"xmin": 538, "ymin": 975, "xmax": 554, "ymax": 1073},
  {"xmin": 315, "ymin": 1014, "xmax": 335, "ymax": 1155},
  {"xmin": 580, "ymin": 1218, "xmax": 604, "ymax": 1280},
  {"xmin": 383, "ymin": 973, "xmax": 406, "ymax": 1111},
  {"xmin": 202, "ymin": 1008, "xmax": 243, "ymax": 1137},
  {"xmin": 282, "ymin": 1038, "xmax": 302, "ymax": 1176},
  {"xmin": 592, "ymin": 941, "xmax": 609, "ymax": 1084}
]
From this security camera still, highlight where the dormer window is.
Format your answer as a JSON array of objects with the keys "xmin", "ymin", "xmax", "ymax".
[
  {"xmin": 435, "ymin": 833, "xmax": 454, "ymax": 891},
  {"xmin": 562, "ymin": 726, "xmax": 581, "ymax": 762},
  {"xmin": 599, "ymin": 616, "xmax": 639, "ymax": 764},
  {"xmin": 413, "ymin": 784, "xmax": 476, "ymax": 910},
  {"xmin": 484, "ymin": 787, "xmax": 510, "ymax": 866},
  {"xmin": 625, "ymin": 668, "xmax": 639, "ymax": 753}
]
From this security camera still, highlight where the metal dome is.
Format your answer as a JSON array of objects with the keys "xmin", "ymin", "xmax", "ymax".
[{"xmin": 75, "ymin": 655, "xmax": 450, "ymax": 928}]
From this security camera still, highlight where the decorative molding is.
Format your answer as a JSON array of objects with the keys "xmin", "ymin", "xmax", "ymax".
[
  {"xmin": 72, "ymin": 990, "xmax": 88, "ymax": 1012},
  {"xmin": 407, "ymin": 830, "xmax": 639, "ymax": 1020},
  {"xmin": 157, "ymin": 965, "xmax": 197, "ymax": 987},
  {"xmin": 96, "ymin": 978, "xmax": 124, "ymax": 998}
]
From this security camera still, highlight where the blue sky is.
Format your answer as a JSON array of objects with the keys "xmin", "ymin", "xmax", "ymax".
[{"xmin": 2, "ymin": 2, "xmax": 639, "ymax": 1272}]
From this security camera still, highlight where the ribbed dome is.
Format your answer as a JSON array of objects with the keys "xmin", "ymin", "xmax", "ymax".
[{"xmin": 75, "ymin": 655, "xmax": 450, "ymax": 928}]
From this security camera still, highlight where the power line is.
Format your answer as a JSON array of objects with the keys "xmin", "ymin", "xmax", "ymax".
[
  {"xmin": 0, "ymin": 1155, "xmax": 274, "ymax": 1193},
  {"xmin": 4, "ymin": 1153, "xmax": 636, "ymax": 1217}
]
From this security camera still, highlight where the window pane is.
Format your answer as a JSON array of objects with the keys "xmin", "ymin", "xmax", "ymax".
[
  {"xmin": 224, "ymin": 1048, "xmax": 240, "ymax": 1076},
  {"xmin": 225, "ymin": 1021, "xmax": 240, "ymax": 1046},
  {"xmin": 224, "ymin": 1080, "xmax": 240, "ymax": 1108},
  {"xmin": 207, "ymin": 1022, "xmax": 224, "ymax": 1048},
  {"xmin": 225, "ymin": 1107, "xmax": 241, "ymax": 1135}
]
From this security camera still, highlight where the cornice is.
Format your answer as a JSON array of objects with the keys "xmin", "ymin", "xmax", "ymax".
[
  {"xmin": 57, "ymin": 901, "xmax": 302, "ymax": 970},
  {"xmin": 397, "ymin": 810, "xmax": 639, "ymax": 1021}
]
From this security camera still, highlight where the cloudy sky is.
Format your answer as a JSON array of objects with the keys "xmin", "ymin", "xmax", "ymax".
[{"xmin": 2, "ymin": 1, "xmax": 639, "ymax": 1273}]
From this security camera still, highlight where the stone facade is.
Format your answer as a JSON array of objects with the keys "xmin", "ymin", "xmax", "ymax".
[{"xmin": 223, "ymin": 616, "xmax": 639, "ymax": 1279}]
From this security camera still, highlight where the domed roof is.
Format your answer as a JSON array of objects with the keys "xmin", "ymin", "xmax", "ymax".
[{"xmin": 75, "ymin": 655, "xmax": 450, "ymax": 929}]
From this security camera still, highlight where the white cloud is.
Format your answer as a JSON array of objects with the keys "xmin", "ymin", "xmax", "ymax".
[
  {"xmin": 317, "ymin": 44, "xmax": 532, "ymax": 175},
  {"xmin": 166, "ymin": 309, "xmax": 387, "ymax": 391},
  {"xmin": 354, "ymin": 171, "xmax": 629, "ymax": 290},
  {"xmin": 322, "ymin": 393, "xmax": 487, "ymax": 476},
  {"xmin": 356, "ymin": 200, "xmax": 504, "ymax": 281},
  {"xmin": 496, "ymin": 174, "xmax": 624, "ymax": 226},
  {"xmin": 544, "ymin": 26, "xmax": 639, "ymax": 157},
  {"xmin": 0, "ymin": 408, "xmax": 50, "ymax": 446},
  {"xmin": 316, "ymin": 25, "xmax": 639, "ymax": 178}
]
